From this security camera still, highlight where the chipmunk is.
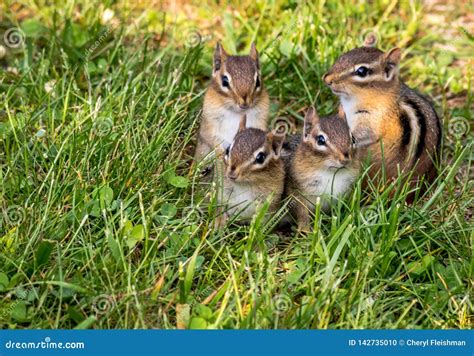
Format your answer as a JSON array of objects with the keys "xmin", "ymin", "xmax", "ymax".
[
  {"xmin": 215, "ymin": 115, "xmax": 285, "ymax": 228},
  {"xmin": 195, "ymin": 42, "xmax": 270, "ymax": 162},
  {"xmin": 322, "ymin": 37, "xmax": 442, "ymax": 184},
  {"xmin": 284, "ymin": 107, "xmax": 360, "ymax": 231}
]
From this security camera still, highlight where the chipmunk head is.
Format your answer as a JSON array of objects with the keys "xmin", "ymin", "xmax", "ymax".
[
  {"xmin": 223, "ymin": 115, "xmax": 285, "ymax": 182},
  {"xmin": 211, "ymin": 42, "xmax": 263, "ymax": 112},
  {"xmin": 302, "ymin": 107, "xmax": 353, "ymax": 169},
  {"xmin": 322, "ymin": 41, "xmax": 401, "ymax": 98}
]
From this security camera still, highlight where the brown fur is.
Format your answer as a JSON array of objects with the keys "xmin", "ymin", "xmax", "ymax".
[
  {"xmin": 325, "ymin": 47, "xmax": 384, "ymax": 78},
  {"xmin": 215, "ymin": 123, "xmax": 286, "ymax": 228},
  {"xmin": 284, "ymin": 109, "xmax": 359, "ymax": 231},
  {"xmin": 195, "ymin": 43, "xmax": 269, "ymax": 161},
  {"xmin": 228, "ymin": 128, "xmax": 267, "ymax": 168},
  {"xmin": 323, "ymin": 46, "xmax": 441, "ymax": 191}
]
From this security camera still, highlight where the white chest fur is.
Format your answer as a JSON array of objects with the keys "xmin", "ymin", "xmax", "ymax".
[
  {"xmin": 222, "ymin": 182, "xmax": 264, "ymax": 220},
  {"xmin": 340, "ymin": 96, "xmax": 359, "ymax": 131},
  {"xmin": 213, "ymin": 107, "xmax": 263, "ymax": 149},
  {"xmin": 300, "ymin": 168, "xmax": 356, "ymax": 210}
]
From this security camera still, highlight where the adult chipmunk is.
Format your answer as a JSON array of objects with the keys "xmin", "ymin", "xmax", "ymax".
[
  {"xmin": 195, "ymin": 42, "xmax": 270, "ymax": 162},
  {"xmin": 215, "ymin": 115, "xmax": 285, "ymax": 228},
  {"xmin": 323, "ymin": 35, "xmax": 442, "ymax": 185},
  {"xmin": 284, "ymin": 107, "xmax": 359, "ymax": 231}
]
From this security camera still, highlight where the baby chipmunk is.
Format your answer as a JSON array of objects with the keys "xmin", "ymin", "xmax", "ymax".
[
  {"xmin": 215, "ymin": 115, "xmax": 285, "ymax": 228},
  {"xmin": 323, "ymin": 36, "xmax": 442, "ymax": 184},
  {"xmin": 195, "ymin": 42, "xmax": 270, "ymax": 161},
  {"xmin": 285, "ymin": 107, "xmax": 358, "ymax": 231}
]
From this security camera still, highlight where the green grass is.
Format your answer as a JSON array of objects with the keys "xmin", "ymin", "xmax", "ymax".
[{"xmin": 0, "ymin": 0, "xmax": 472, "ymax": 329}]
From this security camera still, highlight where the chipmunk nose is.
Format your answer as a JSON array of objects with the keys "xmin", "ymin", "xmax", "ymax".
[
  {"xmin": 227, "ymin": 166, "xmax": 238, "ymax": 180},
  {"xmin": 239, "ymin": 96, "xmax": 250, "ymax": 110},
  {"xmin": 340, "ymin": 152, "xmax": 350, "ymax": 166}
]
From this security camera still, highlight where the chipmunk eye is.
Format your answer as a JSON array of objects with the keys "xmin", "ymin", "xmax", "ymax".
[
  {"xmin": 255, "ymin": 76, "xmax": 261, "ymax": 89},
  {"xmin": 255, "ymin": 152, "xmax": 266, "ymax": 164},
  {"xmin": 355, "ymin": 66, "xmax": 370, "ymax": 77},
  {"xmin": 221, "ymin": 75, "xmax": 230, "ymax": 88},
  {"xmin": 225, "ymin": 146, "xmax": 230, "ymax": 156},
  {"xmin": 317, "ymin": 135, "xmax": 326, "ymax": 146}
]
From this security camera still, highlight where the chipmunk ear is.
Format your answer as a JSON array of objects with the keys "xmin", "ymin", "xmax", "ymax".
[
  {"xmin": 363, "ymin": 32, "xmax": 378, "ymax": 47},
  {"xmin": 381, "ymin": 47, "xmax": 401, "ymax": 81},
  {"xmin": 268, "ymin": 131, "xmax": 285, "ymax": 157},
  {"xmin": 238, "ymin": 114, "xmax": 247, "ymax": 132},
  {"xmin": 213, "ymin": 42, "xmax": 228, "ymax": 72},
  {"xmin": 303, "ymin": 106, "xmax": 319, "ymax": 141},
  {"xmin": 249, "ymin": 42, "xmax": 259, "ymax": 68}
]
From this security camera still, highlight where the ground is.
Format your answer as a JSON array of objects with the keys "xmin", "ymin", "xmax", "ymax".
[{"xmin": 0, "ymin": 0, "xmax": 472, "ymax": 329}]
